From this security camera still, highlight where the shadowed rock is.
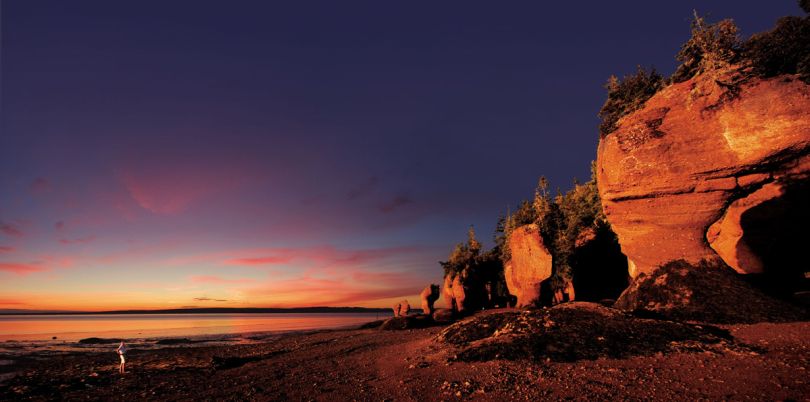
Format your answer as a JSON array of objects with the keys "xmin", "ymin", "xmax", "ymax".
[
  {"xmin": 432, "ymin": 308, "xmax": 454, "ymax": 323},
  {"xmin": 614, "ymin": 260, "xmax": 808, "ymax": 323},
  {"xmin": 77, "ymin": 338, "xmax": 120, "ymax": 344},
  {"xmin": 379, "ymin": 314, "xmax": 435, "ymax": 331},
  {"xmin": 438, "ymin": 302, "xmax": 744, "ymax": 362}
]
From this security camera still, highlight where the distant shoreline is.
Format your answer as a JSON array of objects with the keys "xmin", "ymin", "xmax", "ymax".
[{"xmin": 0, "ymin": 307, "xmax": 396, "ymax": 316}]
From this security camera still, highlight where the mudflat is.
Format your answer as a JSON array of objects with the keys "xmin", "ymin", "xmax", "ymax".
[{"xmin": 1, "ymin": 312, "xmax": 808, "ymax": 401}]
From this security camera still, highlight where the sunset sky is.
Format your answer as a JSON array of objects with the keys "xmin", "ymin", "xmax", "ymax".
[{"xmin": 0, "ymin": 1, "xmax": 802, "ymax": 311}]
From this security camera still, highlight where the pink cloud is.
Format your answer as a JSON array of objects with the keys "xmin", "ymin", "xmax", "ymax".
[
  {"xmin": 379, "ymin": 194, "xmax": 413, "ymax": 213},
  {"xmin": 190, "ymin": 275, "xmax": 255, "ymax": 285},
  {"xmin": 116, "ymin": 159, "xmax": 254, "ymax": 215},
  {"xmin": 30, "ymin": 177, "xmax": 52, "ymax": 195},
  {"xmin": 244, "ymin": 275, "xmax": 420, "ymax": 307},
  {"xmin": 222, "ymin": 246, "xmax": 423, "ymax": 272},
  {"xmin": 0, "ymin": 222, "xmax": 23, "ymax": 237},
  {"xmin": 59, "ymin": 236, "xmax": 97, "ymax": 245},
  {"xmin": 0, "ymin": 246, "xmax": 14, "ymax": 254},
  {"xmin": 227, "ymin": 256, "xmax": 294, "ymax": 266},
  {"xmin": 0, "ymin": 262, "xmax": 43, "ymax": 275}
]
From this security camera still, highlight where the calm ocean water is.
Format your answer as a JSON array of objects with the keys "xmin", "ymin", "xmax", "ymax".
[{"xmin": 0, "ymin": 313, "xmax": 389, "ymax": 342}]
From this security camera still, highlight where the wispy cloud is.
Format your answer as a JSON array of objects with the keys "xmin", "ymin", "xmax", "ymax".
[
  {"xmin": 0, "ymin": 262, "xmax": 43, "ymax": 275},
  {"xmin": 0, "ymin": 246, "xmax": 14, "ymax": 254},
  {"xmin": 193, "ymin": 297, "xmax": 229, "ymax": 302},
  {"xmin": 59, "ymin": 236, "xmax": 97, "ymax": 245},
  {"xmin": 347, "ymin": 176, "xmax": 379, "ymax": 200},
  {"xmin": 30, "ymin": 177, "xmax": 52, "ymax": 195},
  {"xmin": 227, "ymin": 256, "xmax": 294, "ymax": 266},
  {"xmin": 379, "ymin": 194, "xmax": 413, "ymax": 213},
  {"xmin": 0, "ymin": 222, "xmax": 23, "ymax": 237}
]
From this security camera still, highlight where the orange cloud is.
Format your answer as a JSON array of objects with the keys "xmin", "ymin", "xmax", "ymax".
[
  {"xmin": 244, "ymin": 274, "xmax": 420, "ymax": 307},
  {"xmin": 0, "ymin": 262, "xmax": 43, "ymax": 275}
]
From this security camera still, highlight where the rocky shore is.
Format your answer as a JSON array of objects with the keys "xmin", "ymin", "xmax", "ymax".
[{"xmin": 1, "ymin": 304, "xmax": 808, "ymax": 401}]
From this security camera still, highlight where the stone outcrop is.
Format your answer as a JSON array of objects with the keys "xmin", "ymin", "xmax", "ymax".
[
  {"xmin": 596, "ymin": 69, "xmax": 810, "ymax": 280},
  {"xmin": 392, "ymin": 300, "xmax": 410, "ymax": 317},
  {"xmin": 504, "ymin": 224, "xmax": 553, "ymax": 307},
  {"xmin": 432, "ymin": 308, "xmax": 454, "ymax": 323},
  {"xmin": 436, "ymin": 302, "xmax": 742, "ymax": 362},
  {"xmin": 420, "ymin": 284, "xmax": 440, "ymax": 315},
  {"xmin": 614, "ymin": 260, "xmax": 807, "ymax": 323}
]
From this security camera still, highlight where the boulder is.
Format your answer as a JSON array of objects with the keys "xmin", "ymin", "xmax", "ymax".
[
  {"xmin": 392, "ymin": 300, "xmax": 410, "ymax": 317},
  {"xmin": 420, "ymin": 284, "xmax": 440, "ymax": 315},
  {"xmin": 432, "ymin": 308, "xmax": 454, "ymax": 323},
  {"xmin": 596, "ymin": 69, "xmax": 810, "ymax": 281},
  {"xmin": 614, "ymin": 259, "xmax": 807, "ymax": 323},
  {"xmin": 504, "ymin": 224, "xmax": 553, "ymax": 307}
]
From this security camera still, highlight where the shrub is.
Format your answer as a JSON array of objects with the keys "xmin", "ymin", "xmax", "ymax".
[
  {"xmin": 440, "ymin": 226, "xmax": 510, "ymax": 309},
  {"xmin": 744, "ymin": 13, "xmax": 810, "ymax": 82},
  {"xmin": 598, "ymin": 66, "xmax": 663, "ymax": 137},
  {"xmin": 671, "ymin": 13, "xmax": 742, "ymax": 83}
]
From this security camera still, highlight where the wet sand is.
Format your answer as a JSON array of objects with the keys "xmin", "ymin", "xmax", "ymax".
[{"xmin": 1, "ymin": 314, "xmax": 808, "ymax": 401}]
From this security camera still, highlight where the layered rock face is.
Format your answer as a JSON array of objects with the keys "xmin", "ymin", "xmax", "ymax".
[
  {"xmin": 597, "ymin": 70, "xmax": 810, "ymax": 283},
  {"xmin": 504, "ymin": 224, "xmax": 553, "ymax": 307}
]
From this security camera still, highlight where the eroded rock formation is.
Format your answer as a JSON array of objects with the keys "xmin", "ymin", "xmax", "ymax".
[
  {"xmin": 596, "ymin": 69, "xmax": 810, "ymax": 286},
  {"xmin": 504, "ymin": 224, "xmax": 553, "ymax": 307},
  {"xmin": 420, "ymin": 284, "xmax": 440, "ymax": 315},
  {"xmin": 392, "ymin": 300, "xmax": 410, "ymax": 317}
]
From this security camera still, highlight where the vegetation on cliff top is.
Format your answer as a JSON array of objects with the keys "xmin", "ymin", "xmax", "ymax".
[
  {"xmin": 497, "ymin": 163, "xmax": 626, "ymax": 298},
  {"xmin": 599, "ymin": 2, "xmax": 810, "ymax": 137},
  {"xmin": 440, "ymin": 226, "xmax": 510, "ymax": 305}
]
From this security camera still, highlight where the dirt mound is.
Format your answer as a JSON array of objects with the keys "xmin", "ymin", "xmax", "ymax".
[
  {"xmin": 437, "ymin": 302, "xmax": 742, "ymax": 362},
  {"xmin": 615, "ymin": 260, "xmax": 808, "ymax": 324}
]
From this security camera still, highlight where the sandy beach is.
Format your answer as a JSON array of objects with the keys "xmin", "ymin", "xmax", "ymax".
[{"xmin": 1, "ymin": 308, "xmax": 808, "ymax": 401}]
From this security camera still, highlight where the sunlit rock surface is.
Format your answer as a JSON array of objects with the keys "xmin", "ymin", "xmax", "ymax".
[
  {"xmin": 504, "ymin": 224, "xmax": 553, "ymax": 307},
  {"xmin": 596, "ymin": 69, "xmax": 810, "ymax": 284}
]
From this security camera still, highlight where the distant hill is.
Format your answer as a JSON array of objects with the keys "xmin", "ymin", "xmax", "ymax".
[{"xmin": 0, "ymin": 306, "xmax": 396, "ymax": 315}]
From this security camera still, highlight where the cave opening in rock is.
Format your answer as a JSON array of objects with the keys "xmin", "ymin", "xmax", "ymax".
[
  {"xmin": 571, "ymin": 226, "xmax": 629, "ymax": 301},
  {"xmin": 740, "ymin": 180, "xmax": 810, "ymax": 299}
]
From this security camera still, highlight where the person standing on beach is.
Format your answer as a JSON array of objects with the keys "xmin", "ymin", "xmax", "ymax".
[{"xmin": 116, "ymin": 341, "xmax": 128, "ymax": 374}]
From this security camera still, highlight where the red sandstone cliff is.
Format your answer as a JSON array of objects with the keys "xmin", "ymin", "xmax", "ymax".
[{"xmin": 596, "ymin": 68, "xmax": 810, "ymax": 280}]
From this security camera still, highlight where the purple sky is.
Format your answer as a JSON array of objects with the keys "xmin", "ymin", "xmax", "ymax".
[{"xmin": 0, "ymin": 1, "xmax": 803, "ymax": 310}]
